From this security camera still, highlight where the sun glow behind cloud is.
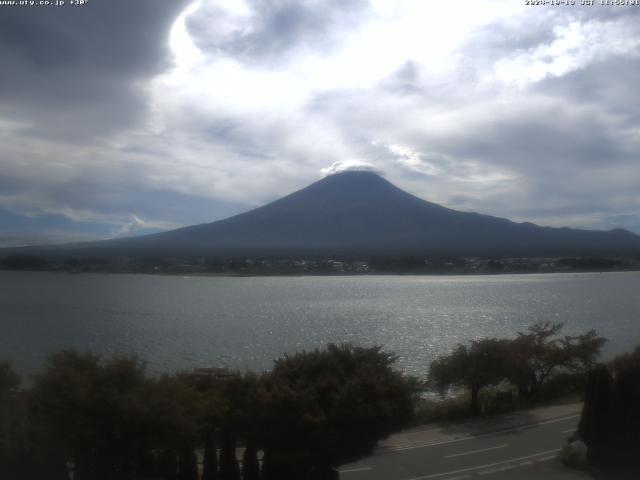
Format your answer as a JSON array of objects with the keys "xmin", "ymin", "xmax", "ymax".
[
  {"xmin": 152, "ymin": 0, "xmax": 527, "ymax": 192},
  {"xmin": 168, "ymin": 1, "xmax": 205, "ymax": 74},
  {"xmin": 163, "ymin": 3, "xmax": 305, "ymax": 111},
  {"xmin": 141, "ymin": 0, "xmax": 640, "ymax": 229},
  {"xmin": 160, "ymin": 0, "xmax": 519, "ymax": 109},
  {"xmin": 2, "ymin": 0, "xmax": 640, "ymax": 245}
]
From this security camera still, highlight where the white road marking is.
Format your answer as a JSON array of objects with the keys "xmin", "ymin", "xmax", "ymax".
[
  {"xmin": 562, "ymin": 428, "xmax": 577, "ymax": 434},
  {"xmin": 478, "ymin": 464, "xmax": 514, "ymax": 475},
  {"xmin": 403, "ymin": 448, "xmax": 561, "ymax": 480},
  {"xmin": 388, "ymin": 414, "xmax": 579, "ymax": 452},
  {"xmin": 443, "ymin": 444, "xmax": 508, "ymax": 459},
  {"xmin": 536, "ymin": 414, "xmax": 580, "ymax": 427},
  {"xmin": 338, "ymin": 466, "xmax": 372, "ymax": 474},
  {"xmin": 535, "ymin": 455, "xmax": 557, "ymax": 462}
]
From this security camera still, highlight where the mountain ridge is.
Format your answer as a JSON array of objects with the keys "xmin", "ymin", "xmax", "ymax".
[{"xmin": 3, "ymin": 171, "xmax": 640, "ymax": 259}]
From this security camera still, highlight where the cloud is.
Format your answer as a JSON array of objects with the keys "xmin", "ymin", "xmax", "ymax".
[
  {"xmin": 320, "ymin": 160, "xmax": 380, "ymax": 177},
  {"xmin": 114, "ymin": 214, "xmax": 180, "ymax": 237},
  {"xmin": 0, "ymin": 0, "xmax": 191, "ymax": 140},
  {"xmin": 386, "ymin": 144, "xmax": 441, "ymax": 176},
  {"xmin": 1, "ymin": 0, "xmax": 640, "ymax": 243},
  {"xmin": 186, "ymin": 0, "xmax": 370, "ymax": 67},
  {"xmin": 492, "ymin": 17, "xmax": 640, "ymax": 87}
]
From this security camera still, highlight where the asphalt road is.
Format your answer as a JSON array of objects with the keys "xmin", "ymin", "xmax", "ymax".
[{"xmin": 338, "ymin": 409, "xmax": 586, "ymax": 480}]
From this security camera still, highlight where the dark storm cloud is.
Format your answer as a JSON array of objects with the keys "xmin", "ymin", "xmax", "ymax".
[{"xmin": 0, "ymin": 0, "xmax": 191, "ymax": 139}]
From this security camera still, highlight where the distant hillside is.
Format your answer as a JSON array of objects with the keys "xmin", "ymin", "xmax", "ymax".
[{"xmin": 4, "ymin": 171, "xmax": 640, "ymax": 259}]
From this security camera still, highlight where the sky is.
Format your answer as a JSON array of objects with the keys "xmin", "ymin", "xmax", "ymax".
[{"xmin": 0, "ymin": 0, "xmax": 639, "ymax": 246}]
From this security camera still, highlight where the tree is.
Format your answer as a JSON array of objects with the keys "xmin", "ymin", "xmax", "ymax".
[
  {"xmin": 178, "ymin": 447, "xmax": 198, "ymax": 480},
  {"xmin": 142, "ymin": 374, "xmax": 202, "ymax": 479},
  {"xmin": 429, "ymin": 338, "xmax": 512, "ymax": 416},
  {"xmin": 0, "ymin": 361, "xmax": 20, "ymax": 439},
  {"xmin": 1, "ymin": 255, "xmax": 49, "ymax": 270},
  {"xmin": 241, "ymin": 443, "xmax": 260, "ymax": 480},
  {"xmin": 201, "ymin": 431, "xmax": 219, "ymax": 480},
  {"xmin": 219, "ymin": 428, "xmax": 241, "ymax": 480},
  {"xmin": 215, "ymin": 374, "xmax": 261, "ymax": 480},
  {"xmin": 0, "ymin": 361, "xmax": 19, "ymax": 398},
  {"xmin": 28, "ymin": 351, "xmax": 101, "ymax": 480},
  {"xmin": 578, "ymin": 364, "xmax": 612, "ymax": 464},
  {"xmin": 429, "ymin": 323, "xmax": 607, "ymax": 414},
  {"xmin": 29, "ymin": 351, "xmax": 174, "ymax": 480},
  {"xmin": 578, "ymin": 345, "xmax": 640, "ymax": 467},
  {"xmin": 509, "ymin": 322, "xmax": 606, "ymax": 398},
  {"xmin": 261, "ymin": 344, "xmax": 417, "ymax": 478},
  {"xmin": 158, "ymin": 449, "xmax": 178, "ymax": 480},
  {"xmin": 0, "ymin": 361, "xmax": 26, "ymax": 479}
]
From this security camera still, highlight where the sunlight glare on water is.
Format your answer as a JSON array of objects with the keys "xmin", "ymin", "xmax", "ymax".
[{"xmin": 1, "ymin": 271, "xmax": 639, "ymax": 377}]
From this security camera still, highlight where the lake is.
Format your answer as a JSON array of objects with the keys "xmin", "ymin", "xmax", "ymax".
[{"xmin": 1, "ymin": 270, "xmax": 639, "ymax": 378}]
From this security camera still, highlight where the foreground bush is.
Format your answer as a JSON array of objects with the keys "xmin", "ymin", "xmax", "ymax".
[
  {"xmin": 0, "ymin": 344, "xmax": 417, "ymax": 480},
  {"xmin": 578, "ymin": 345, "xmax": 640, "ymax": 468},
  {"xmin": 260, "ymin": 344, "xmax": 418, "ymax": 479}
]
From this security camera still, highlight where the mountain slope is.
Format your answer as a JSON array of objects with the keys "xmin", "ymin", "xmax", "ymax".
[{"xmin": 6, "ymin": 171, "xmax": 640, "ymax": 258}]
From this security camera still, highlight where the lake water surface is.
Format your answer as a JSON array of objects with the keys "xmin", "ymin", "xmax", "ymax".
[{"xmin": 1, "ymin": 271, "xmax": 639, "ymax": 378}]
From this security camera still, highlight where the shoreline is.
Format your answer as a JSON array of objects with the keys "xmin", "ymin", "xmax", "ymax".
[{"xmin": 2, "ymin": 266, "xmax": 640, "ymax": 277}]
